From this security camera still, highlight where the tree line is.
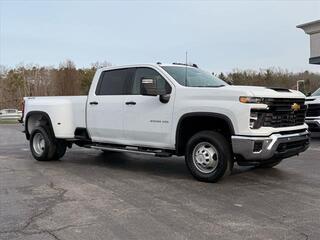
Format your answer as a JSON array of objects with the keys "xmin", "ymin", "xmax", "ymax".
[
  {"xmin": 217, "ymin": 68, "xmax": 320, "ymax": 94},
  {"xmin": 0, "ymin": 60, "xmax": 319, "ymax": 109},
  {"xmin": 0, "ymin": 60, "xmax": 111, "ymax": 109}
]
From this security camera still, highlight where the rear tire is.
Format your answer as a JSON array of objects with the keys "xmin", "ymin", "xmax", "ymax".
[
  {"xmin": 30, "ymin": 126, "xmax": 56, "ymax": 161},
  {"xmin": 185, "ymin": 131, "xmax": 233, "ymax": 183},
  {"xmin": 52, "ymin": 140, "xmax": 67, "ymax": 160}
]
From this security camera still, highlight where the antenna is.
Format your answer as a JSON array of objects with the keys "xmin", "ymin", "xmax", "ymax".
[{"xmin": 185, "ymin": 51, "xmax": 188, "ymax": 86}]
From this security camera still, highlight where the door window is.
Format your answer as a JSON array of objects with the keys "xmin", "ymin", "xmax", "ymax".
[
  {"xmin": 131, "ymin": 68, "xmax": 171, "ymax": 95},
  {"xmin": 96, "ymin": 68, "xmax": 134, "ymax": 95}
]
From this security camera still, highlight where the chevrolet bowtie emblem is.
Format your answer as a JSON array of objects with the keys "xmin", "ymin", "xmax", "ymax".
[{"xmin": 291, "ymin": 103, "xmax": 300, "ymax": 111}]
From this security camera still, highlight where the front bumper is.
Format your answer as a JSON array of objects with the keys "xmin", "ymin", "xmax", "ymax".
[
  {"xmin": 231, "ymin": 130, "xmax": 309, "ymax": 161},
  {"xmin": 306, "ymin": 119, "xmax": 320, "ymax": 132}
]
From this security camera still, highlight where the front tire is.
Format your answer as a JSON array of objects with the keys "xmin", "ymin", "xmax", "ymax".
[
  {"xmin": 185, "ymin": 131, "xmax": 233, "ymax": 182},
  {"xmin": 30, "ymin": 126, "xmax": 57, "ymax": 161}
]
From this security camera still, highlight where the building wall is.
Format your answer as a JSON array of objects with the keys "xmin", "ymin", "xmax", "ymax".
[
  {"xmin": 297, "ymin": 20, "xmax": 320, "ymax": 64},
  {"xmin": 310, "ymin": 33, "xmax": 320, "ymax": 58}
]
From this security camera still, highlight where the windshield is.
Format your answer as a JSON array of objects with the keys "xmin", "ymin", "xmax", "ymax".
[
  {"xmin": 312, "ymin": 88, "xmax": 320, "ymax": 96},
  {"xmin": 162, "ymin": 66, "xmax": 227, "ymax": 87}
]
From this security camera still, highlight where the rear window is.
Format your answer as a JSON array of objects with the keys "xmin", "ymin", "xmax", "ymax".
[{"xmin": 96, "ymin": 68, "xmax": 133, "ymax": 95}]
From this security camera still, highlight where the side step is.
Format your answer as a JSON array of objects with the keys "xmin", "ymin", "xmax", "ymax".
[{"xmin": 88, "ymin": 144, "xmax": 173, "ymax": 157}]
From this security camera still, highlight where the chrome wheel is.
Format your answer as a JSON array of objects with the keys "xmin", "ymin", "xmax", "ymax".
[
  {"xmin": 192, "ymin": 142, "xmax": 219, "ymax": 174},
  {"xmin": 33, "ymin": 132, "xmax": 46, "ymax": 156}
]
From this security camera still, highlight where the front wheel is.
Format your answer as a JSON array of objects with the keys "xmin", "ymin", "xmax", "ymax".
[{"xmin": 185, "ymin": 131, "xmax": 233, "ymax": 182}]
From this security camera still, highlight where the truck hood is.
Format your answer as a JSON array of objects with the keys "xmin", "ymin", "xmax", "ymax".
[
  {"xmin": 224, "ymin": 85, "xmax": 305, "ymax": 99},
  {"xmin": 180, "ymin": 85, "xmax": 305, "ymax": 102}
]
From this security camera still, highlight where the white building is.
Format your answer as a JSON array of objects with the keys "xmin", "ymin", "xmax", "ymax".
[{"xmin": 297, "ymin": 20, "xmax": 320, "ymax": 65}]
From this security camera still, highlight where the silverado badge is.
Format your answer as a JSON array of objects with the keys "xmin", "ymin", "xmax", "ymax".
[{"xmin": 291, "ymin": 103, "xmax": 301, "ymax": 112}]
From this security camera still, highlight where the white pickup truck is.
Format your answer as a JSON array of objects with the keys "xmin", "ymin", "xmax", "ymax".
[
  {"xmin": 306, "ymin": 88, "xmax": 320, "ymax": 132},
  {"xmin": 22, "ymin": 63, "xmax": 310, "ymax": 182}
]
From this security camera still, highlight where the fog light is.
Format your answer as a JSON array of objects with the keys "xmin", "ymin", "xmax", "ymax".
[{"xmin": 253, "ymin": 141, "xmax": 263, "ymax": 153}]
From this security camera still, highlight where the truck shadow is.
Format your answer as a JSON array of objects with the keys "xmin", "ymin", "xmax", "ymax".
[
  {"xmin": 63, "ymin": 149, "xmax": 290, "ymax": 182},
  {"xmin": 63, "ymin": 149, "xmax": 192, "ymax": 180},
  {"xmin": 95, "ymin": 152, "xmax": 192, "ymax": 180},
  {"xmin": 310, "ymin": 132, "xmax": 320, "ymax": 140}
]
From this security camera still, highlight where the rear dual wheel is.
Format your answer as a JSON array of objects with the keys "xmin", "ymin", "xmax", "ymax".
[{"xmin": 30, "ymin": 126, "xmax": 67, "ymax": 161}]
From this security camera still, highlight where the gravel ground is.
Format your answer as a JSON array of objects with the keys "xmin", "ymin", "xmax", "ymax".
[{"xmin": 0, "ymin": 124, "xmax": 320, "ymax": 240}]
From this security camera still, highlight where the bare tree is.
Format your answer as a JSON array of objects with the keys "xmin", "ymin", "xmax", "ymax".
[{"xmin": 53, "ymin": 60, "xmax": 80, "ymax": 96}]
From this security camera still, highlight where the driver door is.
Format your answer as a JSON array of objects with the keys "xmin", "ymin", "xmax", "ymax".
[{"xmin": 123, "ymin": 67, "xmax": 175, "ymax": 149}]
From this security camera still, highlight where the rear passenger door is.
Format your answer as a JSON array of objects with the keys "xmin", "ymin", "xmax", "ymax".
[{"xmin": 87, "ymin": 68, "xmax": 134, "ymax": 144}]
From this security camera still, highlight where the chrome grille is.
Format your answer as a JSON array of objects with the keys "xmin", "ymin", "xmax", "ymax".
[{"xmin": 253, "ymin": 98, "xmax": 306, "ymax": 128}]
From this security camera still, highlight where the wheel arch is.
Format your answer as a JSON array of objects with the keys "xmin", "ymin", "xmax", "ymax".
[
  {"xmin": 25, "ymin": 111, "xmax": 55, "ymax": 140},
  {"xmin": 175, "ymin": 112, "xmax": 235, "ymax": 156}
]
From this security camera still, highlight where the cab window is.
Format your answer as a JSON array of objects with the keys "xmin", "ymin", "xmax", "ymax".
[
  {"xmin": 131, "ymin": 67, "xmax": 171, "ymax": 95},
  {"xmin": 96, "ymin": 68, "xmax": 134, "ymax": 95}
]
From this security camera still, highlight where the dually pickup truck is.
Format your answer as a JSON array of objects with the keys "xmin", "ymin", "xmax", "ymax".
[
  {"xmin": 22, "ymin": 63, "xmax": 310, "ymax": 182},
  {"xmin": 306, "ymin": 88, "xmax": 320, "ymax": 132}
]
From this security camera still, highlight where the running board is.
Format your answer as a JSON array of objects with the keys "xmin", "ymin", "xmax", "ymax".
[{"xmin": 88, "ymin": 144, "xmax": 172, "ymax": 157}]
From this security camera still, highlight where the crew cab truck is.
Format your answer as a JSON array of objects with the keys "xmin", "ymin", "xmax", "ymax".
[
  {"xmin": 306, "ymin": 88, "xmax": 320, "ymax": 132},
  {"xmin": 22, "ymin": 63, "xmax": 310, "ymax": 182}
]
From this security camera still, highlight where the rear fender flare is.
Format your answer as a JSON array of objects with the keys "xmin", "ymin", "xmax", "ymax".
[{"xmin": 25, "ymin": 111, "xmax": 55, "ymax": 140}]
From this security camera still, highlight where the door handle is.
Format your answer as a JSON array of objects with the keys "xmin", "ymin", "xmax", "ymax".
[
  {"xmin": 125, "ymin": 101, "xmax": 136, "ymax": 105},
  {"xmin": 89, "ymin": 101, "xmax": 99, "ymax": 105}
]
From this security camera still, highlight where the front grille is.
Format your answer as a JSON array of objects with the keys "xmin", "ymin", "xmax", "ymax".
[
  {"xmin": 253, "ymin": 98, "xmax": 306, "ymax": 128},
  {"xmin": 306, "ymin": 104, "xmax": 320, "ymax": 117}
]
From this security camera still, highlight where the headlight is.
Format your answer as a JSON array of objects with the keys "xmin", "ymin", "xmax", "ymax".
[{"xmin": 239, "ymin": 96, "xmax": 263, "ymax": 104}]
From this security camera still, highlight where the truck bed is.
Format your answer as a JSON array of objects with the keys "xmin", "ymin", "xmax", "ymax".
[{"xmin": 24, "ymin": 96, "xmax": 87, "ymax": 139}]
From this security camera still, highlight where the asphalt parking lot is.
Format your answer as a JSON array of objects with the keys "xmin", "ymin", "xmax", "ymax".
[{"xmin": 0, "ymin": 124, "xmax": 320, "ymax": 240}]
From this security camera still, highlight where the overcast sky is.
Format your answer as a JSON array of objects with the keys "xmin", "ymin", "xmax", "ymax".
[{"xmin": 0, "ymin": 0, "xmax": 319, "ymax": 73}]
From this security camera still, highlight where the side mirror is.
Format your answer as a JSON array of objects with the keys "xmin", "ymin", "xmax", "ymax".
[
  {"xmin": 307, "ymin": 92, "xmax": 312, "ymax": 97},
  {"xmin": 141, "ymin": 78, "xmax": 158, "ymax": 96},
  {"xmin": 159, "ymin": 94, "xmax": 170, "ymax": 103}
]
